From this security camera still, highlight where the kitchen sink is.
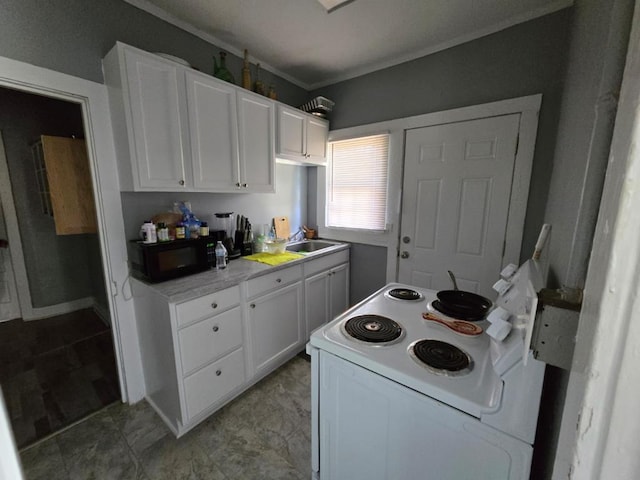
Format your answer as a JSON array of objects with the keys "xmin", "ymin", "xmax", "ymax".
[{"xmin": 286, "ymin": 240, "xmax": 341, "ymax": 254}]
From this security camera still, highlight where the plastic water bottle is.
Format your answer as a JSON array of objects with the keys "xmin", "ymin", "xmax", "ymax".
[{"xmin": 215, "ymin": 241, "xmax": 227, "ymax": 270}]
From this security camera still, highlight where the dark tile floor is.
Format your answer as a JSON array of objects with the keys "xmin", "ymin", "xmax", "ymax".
[
  {"xmin": 20, "ymin": 354, "xmax": 312, "ymax": 480},
  {"xmin": 0, "ymin": 309, "xmax": 120, "ymax": 448}
]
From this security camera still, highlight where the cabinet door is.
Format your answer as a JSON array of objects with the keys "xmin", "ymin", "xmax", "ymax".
[
  {"xmin": 186, "ymin": 70, "xmax": 240, "ymax": 191},
  {"xmin": 305, "ymin": 271, "xmax": 330, "ymax": 338},
  {"xmin": 40, "ymin": 136, "xmax": 97, "ymax": 235},
  {"xmin": 248, "ymin": 282, "xmax": 303, "ymax": 373},
  {"xmin": 237, "ymin": 92, "xmax": 275, "ymax": 193},
  {"xmin": 276, "ymin": 105, "xmax": 306, "ymax": 161},
  {"xmin": 123, "ymin": 48, "xmax": 187, "ymax": 189},
  {"xmin": 329, "ymin": 263, "xmax": 349, "ymax": 320},
  {"xmin": 305, "ymin": 116, "xmax": 329, "ymax": 165}
]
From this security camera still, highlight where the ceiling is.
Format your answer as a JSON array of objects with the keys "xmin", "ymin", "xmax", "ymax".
[{"xmin": 126, "ymin": 0, "xmax": 573, "ymax": 90}]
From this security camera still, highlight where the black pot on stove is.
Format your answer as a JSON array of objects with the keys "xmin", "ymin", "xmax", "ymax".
[{"xmin": 434, "ymin": 271, "xmax": 493, "ymax": 321}]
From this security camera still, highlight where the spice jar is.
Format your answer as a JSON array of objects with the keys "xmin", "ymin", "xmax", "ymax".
[
  {"xmin": 175, "ymin": 222, "xmax": 186, "ymax": 239},
  {"xmin": 200, "ymin": 222, "xmax": 209, "ymax": 237},
  {"xmin": 157, "ymin": 222, "xmax": 170, "ymax": 242}
]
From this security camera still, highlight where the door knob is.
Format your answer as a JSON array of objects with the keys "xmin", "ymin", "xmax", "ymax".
[
  {"xmin": 400, "ymin": 251, "xmax": 410, "ymax": 259},
  {"xmin": 402, "ymin": 236, "xmax": 411, "ymax": 244}
]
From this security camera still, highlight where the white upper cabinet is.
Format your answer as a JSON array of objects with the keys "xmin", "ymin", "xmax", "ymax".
[
  {"xmin": 276, "ymin": 105, "xmax": 329, "ymax": 166},
  {"xmin": 103, "ymin": 42, "xmax": 275, "ymax": 192},
  {"xmin": 105, "ymin": 44, "xmax": 190, "ymax": 190},
  {"xmin": 237, "ymin": 91, "xmax": 276, "ymax": 193},
  {"xmin": 186, "ymin": 70, "xmax": 240, "ymax": 191}
]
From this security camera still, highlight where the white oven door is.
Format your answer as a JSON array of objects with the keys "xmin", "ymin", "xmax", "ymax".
[{"xmin": 318, "ymin": 351, "xmax": 532, "ymax": 480}]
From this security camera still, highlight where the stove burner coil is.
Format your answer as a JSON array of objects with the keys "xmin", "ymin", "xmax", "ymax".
[
  {"xmin": 409, "ymin": 339, "xmax": 473, "ymax": 376},
  {"xmin": 343, "ymin": 315, "xmax": 404, "ymax": 343},
  {"xmin": 387, "ymin": 288, "xmax": 422, "ymax": 301}
]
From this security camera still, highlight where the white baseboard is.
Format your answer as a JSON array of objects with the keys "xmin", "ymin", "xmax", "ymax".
[
  {"xmin": 23, "ymin": 296, "xmax": 95, "ymax": 321},
  {"xmin": 93, "ymin": 301, "xmax": 111, "ymax": 326}
]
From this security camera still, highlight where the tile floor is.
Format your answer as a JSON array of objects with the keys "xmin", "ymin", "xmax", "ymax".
[
  {"xmin": 0, "ymin": 309, "xmax": 120, "ymax": 448},
  {"xmin": 19, "ymin": 354, "xmax": 312, "ymax": 480}
]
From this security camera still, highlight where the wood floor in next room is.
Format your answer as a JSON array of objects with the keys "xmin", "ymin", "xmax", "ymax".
[
  {"xmin": 0, "ymin": 308, "xmax": 120, "ymax": 448},
  {"xmin": 20, "ymin": 354, "xmax": 312, "ymax": 480}
]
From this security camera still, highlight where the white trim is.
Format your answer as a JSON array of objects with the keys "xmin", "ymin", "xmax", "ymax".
[
  {"xmin": 22, "ymin": 297, "xmax": 94, "ymax": 321},
  {"xmin": 123, "ymin": 0, "xmax": 309, "ymax": 90},
  {"xmin": 0, "ymin": 55, "xmax": 144, "ymax": 404},
  {"xmin": 554, "ymin": 2, "xmax": 640, "ymax": 477},
  {"xmin": 318, "ymin": 94, "xmax": 542, "ymax": 283},
  {"xmin": 124, "ymin": 0, "xmax": 572, "ymax": 91},
  {"xmin": 0, "ymin": 389, "xmax": 22, "ymax": 480}
]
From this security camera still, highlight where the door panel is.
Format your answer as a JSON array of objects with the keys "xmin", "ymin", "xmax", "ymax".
[
  {"xmin": 399, "ymin": 114, "xmax": 520, "ymax": 298},
  {"xmin": 0, "ymin": 199, "xmax": 19, "ymax": 322}
]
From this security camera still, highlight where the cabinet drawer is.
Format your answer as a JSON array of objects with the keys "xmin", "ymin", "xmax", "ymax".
[
  {"xmin": 304, "ymin": 250, "xmax": 349, "ymax": 277},
  {"xmin": 247, "ymin": 264, "xmax": 303, "ymax": 299},
  {"xmin": 176, "ymin": 285, "xmax": 240, "ymax": 327},
  {"xmin": 183, "ymin": 347, "xmax": 245, "ymax": 420},
  {"xmin": 178, "ymin": 306, "xmax": 242, "ymax": 375}
]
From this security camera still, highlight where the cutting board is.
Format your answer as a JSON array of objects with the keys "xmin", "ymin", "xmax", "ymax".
[{"xmin": 274, "ymin": 216, "xmax": 290, "ymax": 239}]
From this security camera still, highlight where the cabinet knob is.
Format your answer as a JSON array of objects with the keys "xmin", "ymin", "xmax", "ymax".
[
  {"xmin": 211, "ymin": 302, "xmax": 218, "ymax": 309},
  {"xmin": 235, "ymin": 182, "xmax": 241, "ymax": 188},
  {"xmin": 402, "ymin": 236, "xmax": 411, "ymax": 244},
  {"xmin": 216, "ymin": 369, "xmax": 222, "ymax": 376},
  {"xmin": 250, "ymin": 303, "xmax": 256, "ymax": 309},
  {"xmin": 242, "ymin": 183, "xmax": 248, "ymax": 188},
  {"xmin": 178, "ymin": 179, "xmax": 185, "ymax": 186},
  {"xmin": 212, "ymin": 325, "xmax": 219, "ymax": 332},
  {"xmin": 276, "ymin": 278, "xmax": 282, "ymax": 283},
  {"xmin": 400, "ymin": 251, "xmax": 410, "ymax": 259}
]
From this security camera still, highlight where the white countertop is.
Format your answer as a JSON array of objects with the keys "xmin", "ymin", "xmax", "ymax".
[{"xmin": 132, "ymin": 241, "xmax": 349, "ymax": 303}]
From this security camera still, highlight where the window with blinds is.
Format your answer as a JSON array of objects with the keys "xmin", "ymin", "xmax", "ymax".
[{"xmin": 326, "ymin": 134, "xmax": 389, "ymax": 231}]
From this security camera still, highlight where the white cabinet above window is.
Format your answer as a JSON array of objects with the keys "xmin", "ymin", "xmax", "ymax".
[{"xmin": 276, "ymin": 104, "xmax": 328, "ymax": 166}]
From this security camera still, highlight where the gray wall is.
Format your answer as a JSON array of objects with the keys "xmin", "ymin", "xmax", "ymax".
[
  {"xmin": 542, "ymin": 0, "xmax": 635, "ymax": 290},
  {"xmin": 312, "ymin": 9, "xmax": 573, "ymax": 301},
  {"xmin": 0, "ymin": 0, "xmax": 309, "ymax": 108},
  {"xmin": 0, "ymin": 87, "xmax": 107, "ymax": 308},
  {"xmin": 120, "ymin": 164, "xmax": 307, "ymax": 241},
  {"xmin": 0, "ymin": 0, "xmax": 312, "ymax": 302}
]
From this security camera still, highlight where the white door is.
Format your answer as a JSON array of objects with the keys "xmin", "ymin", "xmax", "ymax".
[
  {"xmin": 0, "ymin": 198, "xmax": 20, "ymax": 322},
  {"xmin": 398, "ymin": 114, "xmax": 520, "ymax": 298}
]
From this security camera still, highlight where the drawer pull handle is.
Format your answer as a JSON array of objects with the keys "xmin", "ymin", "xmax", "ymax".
[
  {"xmin": 211, "ymin": 302, "xmax": 218, "ymax": 309},
  {"xmin": 276, "ymin": 278, "xmax": 282, "ymax": 283},
  {"xmin": 212, "ymin": 325, "xmax": 219, "ymax": 332},
  {"xmin": 250, "ymin": 303, "xmax": 256, "ymax": 309},
  {"xmin": 216, "ymin": 369, "xmax": 222, "ymax": 376}
]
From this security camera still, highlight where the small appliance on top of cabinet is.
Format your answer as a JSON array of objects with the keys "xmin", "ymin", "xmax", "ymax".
[{"xmin": 307, "ymin": 260, "xmax": 546, "ymax": 480}]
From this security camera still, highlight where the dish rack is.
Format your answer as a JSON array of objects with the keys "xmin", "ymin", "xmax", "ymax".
[{"xmin": 298, "ymin": 96, "xmax": 335, "ymax": 117}]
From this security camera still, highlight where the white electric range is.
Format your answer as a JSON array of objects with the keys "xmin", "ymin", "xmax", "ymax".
[{"xmin": 307, "ymin": 260, "xmax": 546, "ymax": 480}]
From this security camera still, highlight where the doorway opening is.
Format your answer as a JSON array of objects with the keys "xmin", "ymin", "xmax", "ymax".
[{"xmin": 0, "ymin": 87, "xmax": 120, "ymax": 448}]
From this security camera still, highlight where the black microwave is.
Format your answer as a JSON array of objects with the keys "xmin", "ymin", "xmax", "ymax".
[{"xmin": 128, "ymin": 238, "xmax": 214, "ymax": 282}]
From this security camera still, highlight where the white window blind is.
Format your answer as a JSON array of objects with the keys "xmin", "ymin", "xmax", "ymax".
[{"xmin": 327, "ymin": 134, "xmax": 389, "ymax": 231}]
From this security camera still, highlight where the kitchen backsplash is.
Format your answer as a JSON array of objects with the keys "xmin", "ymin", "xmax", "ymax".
[{"xmin": 120, "ymin": 163, "xmax": 307, "ymax": 240}]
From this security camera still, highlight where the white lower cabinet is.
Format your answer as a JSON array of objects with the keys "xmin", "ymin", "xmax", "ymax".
[
  {"xmin": 246, "ymin": 265, "xmax": 304, "ymax": 375},
  {"xmin": 132, "ymin": 248, "xmax": 349, "ymax": 436},
  {"xmin": 304, "ymin": 250, "xmax": 350, "ymax": 337},
  {"xmin": 183, "ymin": 348, "xmax": 245, "ymax": 420}
]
